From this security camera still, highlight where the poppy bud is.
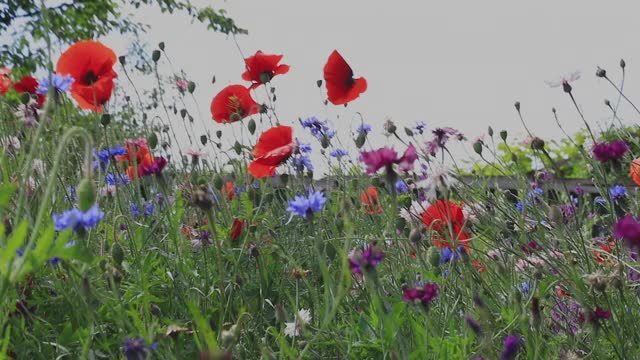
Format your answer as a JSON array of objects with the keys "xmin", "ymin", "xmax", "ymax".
[
  {"xmin": 200, "ymin": 135, "xmax": 207, "ymax": 145},
  {"xmin": 100, "ymin": 113, "xmax": 111, "ymax": 127},
  {"xmin": 216, "ymin": 130, "xmax": 222, "ymax": 139},
  {"xmin": 213, "ymin": 175, "xmax": 223, "ymax": 190},
  {"xmin": 118, "ymin": 55, "xmax": 126, "ymax": 65},
  {"xmin": 551, "ymin": 107, "xmax": 556, "ymax": 113},
  {"xmin": 355, "ymin": 132, "xmax": 366, "ymax": 148},
  {"xmin": 19, "ymin": 93, "xmax": 30, "ymax": 105},
  {"xmin": 248, "ymin": 118, "xmax": 256, "ymax": 135},
  {"xmin": 316, "ymin": 79, "xmax": 323, "ymax": 88},
  {"xmin": 188, "ymin": 81, "xmax": 196, "ymax": 94},
  {"xmin": 111, "ymin": 243, "xmax": 124, "ymax": 266},
  {"xmin": 427, "ymin": 246, "xmax": 440, "ymax": 267},
  {"xmin": 234, "ymin": 141, "xmax": 242, "ymax": 155},
  {"xmin": 531, "ymin": 137, "xmax": 545, "ymax": 150},
  {"xmin": 500, "ymin": 130, "xmax": 508, "ymax": 141},
  {"xmin": 211, "ymin": 75, "xmax": 216, "ymax": 84},
  {"xmin": 620, "ymin": 59, "xmax": 626, "ymax": 69},
  {"xmin": 152, "ymin": 50, "xmax": 161, "ymax": 63},
  {"xmin": 395, "ymin": 217, "xmax": 406, "ymax": 232},
  {"xmin": 488, "ymin": 126, "xmax": 494, "ymax": 137},
  {"xmin": 514, "ymin": 101, "xmax": 520, "ymax": 112},
  {"xmin": 404, "ymin": 127, "xmax": 414, "ymax": 137},
  {"xmin": 596, "ymin": 67, "xmax": 606, "ymax": 78},
  {"xmin": 180, "ymin": 109, "xmax": 187, "ymax": 119},
  {"xmin": 604, "ymin": 99, "xmax": 611, "ymax": 107},
  {"xmin": 148, "ymin": 133, "xmax": 158, "ymax": 149},
  {"xmin": 158, "ymin": 42, "xmax": 165, "ymax": 51},
  {"xmin": 77, "ymin": 178, "xmax": 96, "ymax": 212},
  {"xmin": 409, "ymin": 227, "xmax": 423, "ymax": 243},
  {"xmin": 473, "ymin": 141, "xmax": 483, "ymax": 155}
]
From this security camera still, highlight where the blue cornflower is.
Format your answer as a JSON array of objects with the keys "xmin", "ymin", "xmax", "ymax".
[
  {"xmin": 595, "ymin": 196, "xmax": 606, "ymax": 205},
  {"xmin": 519, "ymin": 282, "xmax": 530, "ymax": 296},
  {"xmin": 301, "ymin": 116, "xmax": 335, "ymax": 140},
  {"xmin": 144, "ymin": 203, "xmax": 154, "ymax": 218},
  {"xmin": 123, "ymin": 336, "xmax": 158, "ymax": 360},
  {"xmin": 130, "ymin": 203, "xmax": 140, "ymax": 217},
  {"xmin": 357, "ymin": 123, "xmax": 372, "ymax": 135},
  {"xmin": 330, "ymin": 149, "xmax": 348, "ymax": 159},
  {"xmin": 609, "ymin": 185, "xmax": 626, "ymax": 201},
  {"xmin": 110, "ymin": 144, "xmax": 128, "ymax": 157},
  {"xmin": 97, "ymin": 149, "xmax": 111, "ymax": 165},
  {"xmin": 286, "ymin": 190, "xmax": 327, "ymax": 219},
  {"xmin": 296, "ymin": 139, "xmax": 312, "ymax": 154},
  {"xmin": 414, "ymin": 121, "xmax": 427, "ymax": 134},
  {"xmin": 16, "ymin": 248, "xmax": 24, "ymax": 257},
  {"xmin": 65, "ymin": 186, "xmax": 77, "ymax": 203},
  {"xmin": 291, "ymin": 155, "xmax": 313, "ymax": 173},
  {"xmin": 395, "ymin": 180, "xmax": 408, "ymax": 193},
  {"xmin": 36, "ymin": 73, "xmax": 74, "ymax": 95},
  {"xmin": 53, "ymin": 205, "xmax": 104, "ymax": 232},
  {"xmin": 106, "ymin": 173, "xmax": 130, "ymax": 186}
]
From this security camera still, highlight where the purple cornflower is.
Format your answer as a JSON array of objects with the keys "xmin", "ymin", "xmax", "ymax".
[
  {"xmin": 349, "ymin": 243, "xmax": 384, "ymax": 274},
  {"xmin": 500, "ymin": 335, "xmax": 521, "ymax": 360},
  {"xmin": 357, "ymin": 123, "xmax": 372, "ymax": 135},
  {"xmin": 106, "ymin": 173, "xmax": 130, "ymax": 186},
  {"xmin": 144, "ymin": 203, "xmax": 154, "ymax": 218},
  {"xmin": 609, "ymin": 185, "xmax": 626, "ymax": 201},
  {"xmin": 291, "ymin": 155, "xmax": 313, "ymax": 173},
  {"xmin": 123, "ymin": 336, "xmax": 158, "ymax": 360},
  {"xmin": 130, "ymin": 203, "xmax": 140, "ymax": 217},
  {"xmin": 465, "ymin": 315, "xmax": 482, "ymax": 336},
  {"xmin": 53, "ymin": 205, "xmax": 104, "ymax": 232},
  {"xmin": 414, "ymin": 121, "xmax": 427, "ymax": 134},
  {"xmin": 403, "ymin": 283, "xmax": 439, "ymax": 307},
  {"xmin": 425, "ymin": 127, "xmax": 464, "ymax": 156},
  {"xmin": 286, "ymin": 190, "xmax": 327, "ymax": 219},
  {"xmin": 551, "ymin": 300, "xmax": 583, "ymax": 334},
  {"xmin": 36, "ymin": 73, "xmax": 73, "ymax": 94},
  {"xmin": 592, "ymin": 140, "xmax": 629, "ymax": 162},
  {"xmin": 614, "ymin": 215, "xmax": 640, "ymax": 249},
  {"xmin": 139, "ymin": 157, "xmax": 167, "ymax": 176},
  {"xmin": 296, "ymin": 139, "xmax": 312, "ymax": 154},
  {"xmin": 360, "ymin": 144, "xmax": 418, "ymax": 175}
]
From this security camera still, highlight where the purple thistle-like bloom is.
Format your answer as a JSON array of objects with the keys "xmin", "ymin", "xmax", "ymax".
[
  {"xmin": 592, "ymin": 140, "xmax": 629, "ymax": 162},
  {"xmin": 614, "ymin": 215, "xmax": 640, "ymax": 250},
  {"xmin": 425, "ymin": 127, "xmax": 464, "ymax": 156},
  {"xmin": 403, "ymin": 283, "xmax": 439, "ymax": 307},
  {"xmin": 551, "ymin": 300, "xmax": 583, "ymax": 334},
  {"xmin": 140, "ymin": 157, "xmax": 167, "ymax": 176},
  {"xmin": 349, "ymin": 243, "xmax": 384, "ymax": 274},
  {"xmin": 465, "ymin": 315, "xmax": 482, "ymax": 336},
  {"xmin": 360, "ymin": 144, "xmax": 418, "ymax": 175},
  {"xmin": 286, "ymin": 190, "xmax": 327, "ymax": 219},
  {"xmin": 123, "ymin": 337, "xmax": 158, "ymax": 360},
  {"xmin": 500, "ymin": 335, "xmax": 521, "ymax": 360}
]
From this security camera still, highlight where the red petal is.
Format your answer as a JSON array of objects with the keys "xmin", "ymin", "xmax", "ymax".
[
  {"xmin": 210, "ymin": 85, "xmax": 259, "ymax": 123},
  {"xmin": 248, "ymin": 161, "xmax": 276, "ymax": 178},
  {"xmin": 323, "ymin": 50, "xmax": 366, "ymax": 105},
  {"xmin": 253, "ymin": 126, "xmax": 293, "ymax": 158}
]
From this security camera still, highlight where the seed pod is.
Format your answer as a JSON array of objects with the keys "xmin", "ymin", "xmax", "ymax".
[
  {"xmin": 488, "ymin": 126, "xmax": 494, "ymax": 137},
  {"xmin": 158, "ymin": 42, "xmax": 165, "ymax": 51},
  {"xmin": 500, "ymin": 130, "xmax": 508, "ymax": 141},
  {"xmin": 248, "ymin": 118, "xmax": 256, "ymax": 135},
  {"xmin": 188, "ymin": 81, "xmax": 196, "ymax": 94},
  {"xmin": 200, "ymin": 135, "xmax": 207, "ymax": 145},
  {"xmin": 473, "ymin": 141, "xmax": 483, "ymax": 155},
  {"xmin": 531, "ymin": 137, "xmax": 545, "ymax": 150},
  {"xmin": 234, "ymin": 141, "xmax": 242, "ymax": 155},
  {"xmin": 111, "ymin": 243, "xmax": 125, "ymax": 266},
  {"xmin": 118, "ymin": 55, "xmax": 126, "ymax": 65},
  {"xmin": 148, "ymin": 133, "xmax": 158, "ymax": 149},
  {"xmin": 152, "ymin": 50, "xmax": 161, "ymax": 62},
  {"xmin": 100, "ymin": 113, "xmax": 111, "ymax": 127}
]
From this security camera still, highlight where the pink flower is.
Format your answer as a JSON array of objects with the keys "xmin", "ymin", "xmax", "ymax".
[
  {"xmin": 176, "ymin": 79, "xmax": 188, "ymax": 92},
  {"xmin": 360, "ymin": 144, "xmax": 418, "ymax": 175}
]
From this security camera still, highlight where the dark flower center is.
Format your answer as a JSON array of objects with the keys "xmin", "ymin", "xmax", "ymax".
[{"xmin": 83, "ymin": 71, "xmax": 98, "ymax": 85}]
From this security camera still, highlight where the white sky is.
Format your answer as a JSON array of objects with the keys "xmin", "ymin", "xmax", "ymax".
[{"xmin": 20, "ymin": 1, "xmax": 640, "ymax": 174}]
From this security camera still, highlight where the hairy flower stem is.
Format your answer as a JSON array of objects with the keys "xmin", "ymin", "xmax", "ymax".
[
  {"xmin": 205, "ymin": 208, "xmax": 227, "ymax": 336},
  {"xmin": 605, "ymin": 76, "xmax": 640, "ymax": 116}
]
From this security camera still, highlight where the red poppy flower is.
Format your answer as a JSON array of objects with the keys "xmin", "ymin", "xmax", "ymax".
[
  {"xmin": 222, "ymin": 181, "xmax": 235, "ymax": 201},
  {"xmin": 13, "ymin": 76, "xmax": 38, "ymax": 94},
  {"xmin": 242, "ymin": 50, "xmax": 290, "ymax": 89},
  {"xmin": 56, "ymin": 40, "xmax": 117, "ymax": 112},
  {"xmin": 630, "ymin": 158, "xmax": 640, "ymax": 186},
  {"xmin": 323, "ymin": 50, "xmax": 367, "ymax": 105},
  {"xmin": 230, "ymin": 218, "xmax": 245, "ymax": 241},
  {"xmin": 360, "ymin": 186, "xmax": 382, "ymax": 214},
  {"xmin": 210, "ymin": 85, "xmax": 259, "ymax": 124},
  {"xmin": 248, "ymin": 125, "xmax": 294, "ymax": 178},
  {"xmin": 421, "ymin": 200, "xmax": 471, "ymax": 250},
  {"xmin": 0, "ymin": 68, "xmax": 11, "ymax": 95}
]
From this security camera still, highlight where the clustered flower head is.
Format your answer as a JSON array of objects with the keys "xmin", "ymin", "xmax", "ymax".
[
  {"xmin": 123, "ymin": 336, "xmax": 158, "ymax": 360},
  {"xmin": 286, "ymin": 190, "xmax": 327, "ymax": 219},
  {"xmin": 403, "ymin": 282, "xmax": 439, "ymax": 307},
  {"xmin": 500, "ymin": 335, "xmax": 521, "ymax": 360},
  {"xmin": 349, "ymin": 243, "xmax": 384, "ymax": 274},
  {"xmin": 592, "ymin": 140, "xmax": 629, "ymax": 162},
  {"xmin": 360, "ymin": 144, "xmax": 418, "ymax": 176},
  {"xmin": 614, "ymin": 215, "xmax": 640, "ymax": 250},
  {"xmin": 425, "ymin": 127, "xmax": 464, "ymax": 156},
  {"xmin": 53, "ymin": 205, "xmax": 104, "ymax": 232},
  {"xmin": 301, "ymin": 116, "xmax": 336, "ymax": 141}
]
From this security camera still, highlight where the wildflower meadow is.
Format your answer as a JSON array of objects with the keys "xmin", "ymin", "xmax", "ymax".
[{"xmin": 3, "ymin": 2, "xmax": 640, "ymax": 359}]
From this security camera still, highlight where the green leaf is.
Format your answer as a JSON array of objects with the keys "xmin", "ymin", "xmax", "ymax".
[{"xmin": 0, "ymin": 184, "xmax": 17, "ymax": 208}]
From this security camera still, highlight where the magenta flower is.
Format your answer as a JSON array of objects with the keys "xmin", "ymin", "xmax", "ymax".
[
  {"xmin": 425, "ymin": 127, "xmax": 464, "ymax": 156},
  {"xmin": 500, "ymin": 335, "xmax": 521, "ymax": 360},
  {"xmin": 592, "ymin": 140, "xmax": 629, "ymax": 162},
  {"xmin": 360, "ymin": 144, "xmax": 418, "ymax": 175},
  {"xmin": 403, "ymin": 283, "xmax": 439, "ymax": 307},
  {"xmin": 614, "ymin": 215, "xmax": 640, "ymax": 249},
  {"xmin": 588, "ymin": 307, "xmax": 612, "ymax": 325},
  {"xmin": 349, "ymin": 243, "xmax": 384, "ymax": 274},
  {"xmin": 140, "ymin": 157, "xmax": 168, "ymax": 176}
]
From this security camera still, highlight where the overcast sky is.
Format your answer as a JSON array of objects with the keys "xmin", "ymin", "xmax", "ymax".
[{"xmin": 102, "ymin": 1, "xmax": 640, "ymax": 173}]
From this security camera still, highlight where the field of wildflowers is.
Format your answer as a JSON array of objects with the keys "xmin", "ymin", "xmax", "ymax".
[{"xmin": 3, "ymin": 18, "xmax": 640, "ymax": 360}]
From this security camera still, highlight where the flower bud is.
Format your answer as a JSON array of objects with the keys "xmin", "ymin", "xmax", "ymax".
[
  {"xmin": 500, "ymin": 130, "xmax": 508, "ymax": 141},
  {"xmin": 100, "ymin": 113, "xmax": 111, "ymax": 127},
  {"xmin": 620, "ymin": 59, "xmax": 626, "ymax": 69},
  {"xmin": 248, "ymin": 118, "xmax": 256, "ymax": 135},
  {"xmin": 234, "ymin": 141, "xmax": 242, "ymax": 155},
  {"xmin": 473, "ymin": 141, "xmax": 483, "ymax": 155},
  {"xmin": 152, "ymin": 50, "xmax": 161, "ymax": 62},
  {"xmin": 118, "ymin": 55, "xmax": 126, "ymax": 65},
  {"xmin": 596, "ymin": 67, "xmax": 606, "ymax": 78},
  {"xmin": 111, "ymin": 243, "xmax": 125, "ymax": 266},
  {"xmin": 77, "ymin": 178, "xmax": 96, "ymax": 212},
  {"xmin": 158, "ymin": 42, "xmax": 165, "ymax": 51},
  {"xmin": 192, "ymin": 186, "xmax": 213, "ymax": 211},
  {"xmin": 488, "ymin": 126, "xmax": 494, "ymax": 137},
  {"xmin": 531, "ymin": 137, "xmax": 545, "ymax": 150},
  {"xmin": 148, "ymin": 133, "xmax": 158, "ymax": 149},
  {"xmin": 409, "ymin": 227, "xmax": 423, "ymax": 243},
  {"xmin": 188, "ymin": 81, "xmax": 196, "ymax": 94},
  {"xmin": 604, "ymin": 99, "xmax": 611, "ymax": 107},
  {"xmin": 514, "ymin": 101, "xmax": 521, "ymax": 112},
  {"xmin": 316, "ymin": 79, "xmax": 323, "ymax": 88},
  {"xmin": 200, "ymin": 135, "xmax": 208, "ymax": 145}
]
